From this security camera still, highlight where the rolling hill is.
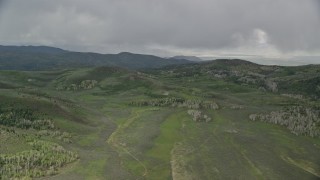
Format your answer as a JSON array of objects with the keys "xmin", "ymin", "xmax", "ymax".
[
  {"xmin": 0, "ymin": 45, "xmax": 191, "ymax": 70},
  {"xmin": 0, "ymin": 54, "xmax": 319, "ymax": 179}
]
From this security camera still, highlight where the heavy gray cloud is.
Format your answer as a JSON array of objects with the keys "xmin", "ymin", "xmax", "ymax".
[{"xmin": 0, "ymin": 0, "xmax": 319, "ymax": 62}]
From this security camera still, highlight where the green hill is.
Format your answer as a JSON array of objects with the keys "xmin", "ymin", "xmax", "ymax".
[
  {"xmin": 157, "ymin": 59, "xmax": 320, "ymax": 99},
  {"xmin": 0, "ymin": 59, "xmax": 319, "ymax": 179}
]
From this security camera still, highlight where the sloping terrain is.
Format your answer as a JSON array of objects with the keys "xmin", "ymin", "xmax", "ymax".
[
  {"xmin": 0, "ymin": 60, "xmax": 319, "ymax": 179},
  {"xmin": 0, "ymin": 46, "xmax": 191, "ymax": 70},
  {"xmin": 156, "ymin": 59, "xmax": 320, "ymax": 98}
]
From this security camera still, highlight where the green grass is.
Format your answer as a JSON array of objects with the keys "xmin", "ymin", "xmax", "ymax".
[
  {"xmin": 142, "ymin": 111, "xmax": 185, "ymax": 179},
  {"xmin": 0, "ymin": 64, "xmax": 320, "ymax": 179},
  {"xmin": 75, "ymin": 158, "xmax": 108, "ymax": 179}
]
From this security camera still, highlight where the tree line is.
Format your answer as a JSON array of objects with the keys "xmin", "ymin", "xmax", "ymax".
[
  {"xmin": 249, "ymin": 106, "xmax": 320, "ymax": 137},
  {"xmin": 0, "ymin": 107, "xmax": 54, "ymax": 130},
  {"xmin": 0, "ymin": 140, "xmax": 78, "ymax": 179},
  {"xmin": 130, "ymin": 97, "xmax": 219, "ymax": 110}
]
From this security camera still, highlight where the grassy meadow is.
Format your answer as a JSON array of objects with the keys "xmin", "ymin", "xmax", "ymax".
[{"xmin": 0, "ymin": 61, "xmax": 319, "ymax": 179}]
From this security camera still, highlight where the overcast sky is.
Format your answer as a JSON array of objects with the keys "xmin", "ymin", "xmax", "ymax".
[{"xmin": 0, "ymin": 0, "xmax": 319, "ymax": 64}]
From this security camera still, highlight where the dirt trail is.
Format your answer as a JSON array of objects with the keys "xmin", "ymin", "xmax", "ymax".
[
  {"xmin": 107, "ymin": 109, "xmax": 152, "ymax": 179},
  {"xmin": 170, "ymin": 143, "xmax": 195, "ymax": 180}
]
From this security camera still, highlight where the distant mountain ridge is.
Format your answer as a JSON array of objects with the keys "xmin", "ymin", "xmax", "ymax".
[
  {"xmin": 171, "ymin": 55, "xmax": 203, "ymax": 62},
  {"xmin": 0, "ymin": 45, "xmax": 191, "ymax": 70},
  {"xmin": 0, "ymin": 45, "xmax": 67, "ymax": 54}
]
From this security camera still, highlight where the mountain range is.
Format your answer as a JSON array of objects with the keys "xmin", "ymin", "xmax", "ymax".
[
  {"xmin": 0, "ymin": 45, "xmax": 320, "ymax": 179},
  {"xmin": 0, "ymin": 45, "xmax": 192, "ymax": 70}
]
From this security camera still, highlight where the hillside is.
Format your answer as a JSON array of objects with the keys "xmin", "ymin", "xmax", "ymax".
[
  {"xmin": 155, "ymin": 59, "xmax": 320, "ymax": 99},
  {"xmin": 0, "ymin": 60, "xmax": 319, "ymax": 179},
  {"xmin": 0, "ymin": 46, "xmax": 191, "ymax": 70}
]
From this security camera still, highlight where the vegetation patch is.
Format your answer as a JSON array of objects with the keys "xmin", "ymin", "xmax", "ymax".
[
  {"xmin": 56, "ymin": 80, "xmax": 98, "ymax": 91},
  {"xmin": 130, "ymin": 97, "xmax": 219, "ymax": 110},
  {"xmin": 0, "ymin": 140, "xmax": 78, "ymax": 179},
  {"xmin": 187, "ymin": 109, "xmax": 212, "ymax": 122},
  {"xmin": 249, "ymin": 106, "xmax": 320, "ymax": 137},
  {"xmin": 0, "ymin": 107, "xmax": 54, "ymax": 130}
]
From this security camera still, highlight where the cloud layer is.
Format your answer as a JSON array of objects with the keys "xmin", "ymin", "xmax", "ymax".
[{"xmin": 0, "ymin": 0, "xmax": 319, "ymax": 59}]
